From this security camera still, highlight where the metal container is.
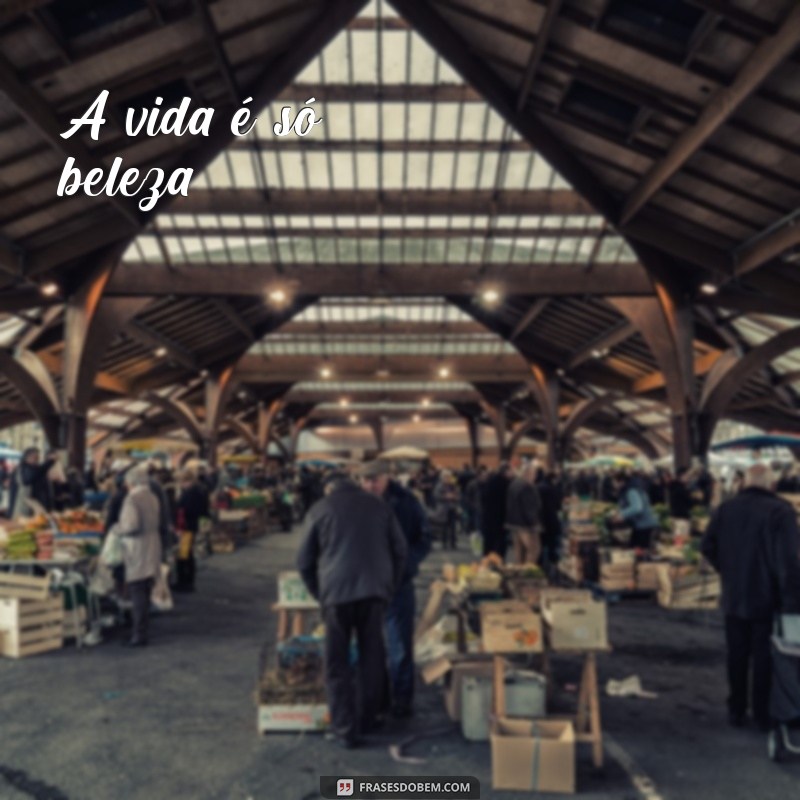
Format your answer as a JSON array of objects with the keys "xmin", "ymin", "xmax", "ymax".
[{"xmin": 460, "ymin": 669, "xmax": 547, "ymax": 742}]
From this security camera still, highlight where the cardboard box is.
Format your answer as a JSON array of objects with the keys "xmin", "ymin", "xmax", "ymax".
[
  {"xmin": 482, "ymin": 609, "xmax": 543, "ymax": 653},
  {"xmin": 541, "ymin": 591, "xmax": 607, "ymax": 651},
  {"xmin": 491, "ymin": 718, "xmax": 575, "ymax": 793},
  {"xmin": 257, "ymin": 703, "xmax": 329, "ymax": 733},
  {"xmin": 277, "ymin": 571, "xmax": 319, "ymax": 609}
]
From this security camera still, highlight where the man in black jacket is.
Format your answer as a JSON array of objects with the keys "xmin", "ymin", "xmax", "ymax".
[
  {"xmin": 506, "ymin": 463, "xmax": 542, "ymax": 564},
  {"xmin": 297, "ymin": 474, "xmax": 407, "ymax": 748},
  {"xmin": 174, "ymin": 469, "xmax": 210, "ymax": 592},
  {"xmin": 668, "ymin": 466, "xmax": 693, "ymax": 523},
  {"xmin": 480, "ymin": 462, "xmax": 511, "ymax": 558},
  {"xmin": 702, "ymin": 464, "xmax": 800, "ymax": 730},
  {"xmin": 360, "ymin": 460, "xmax": 431, "ymax": 718}
]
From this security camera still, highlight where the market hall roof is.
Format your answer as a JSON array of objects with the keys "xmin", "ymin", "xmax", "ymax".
[{"xmin": 0, "ymin": 0, "xmax": 799, "ymax": 457}]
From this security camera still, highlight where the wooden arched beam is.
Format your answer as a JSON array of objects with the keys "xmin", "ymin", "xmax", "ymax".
[
  {"xmin": 701, "ymin": 327, "xmax": 800, "ymax": 443},
  {"xmin": 614, "ymin": 428, "xmax": 661, "ymax": 461},
  {"xmin": 0, "ymin": 349, "xmax": 61, "ymax": 447},
  {"xmin": 561, "ymin": 394, "xmax": 623, "ymax": 442},
  {"xmin": 224, "ymin": 417, "xmax": 259, "ymax": 454},
  {"xmin": 144, "ymin": 393, "xmax": 205, "ymax": 448},
  {"xmin": 269, "ymin": 433, "xmax": 290, "ymax": 461},
  {"xmin": 258, "ymin": 398, "xmax": 286, "ymax": 451},
  {"xmin": 507, "ymin": 415, "xmax": 544, "ymax": 457}
]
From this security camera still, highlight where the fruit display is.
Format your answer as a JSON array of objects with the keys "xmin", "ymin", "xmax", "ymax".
[
  {"xmin": 230, "ymin": 491, "xmax": 267, "ymax": 510},
  {"xmin": 4, "ymin": 529, "xmax": 37, "ymax": 560},
  {"xmin": 54, "ymin": 509, "xmax": 104, "ymax": 534}
]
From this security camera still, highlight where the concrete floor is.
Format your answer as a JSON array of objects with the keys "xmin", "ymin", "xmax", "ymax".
[{"xmin": 1, "ymin": 527, "xmax": 799, "ymax": 800}]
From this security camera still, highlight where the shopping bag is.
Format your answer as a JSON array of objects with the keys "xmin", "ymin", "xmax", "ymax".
[
  {"xmin": 100, "ymin": 530, "xmax": 123, "ymax": 567},
  {"xmin": 178, "ymin": 531, "xmax": 194, "ymax": 560},
  {"xmin": 151, "ymin": 563, "xmax": 174, "ymax": 612}
]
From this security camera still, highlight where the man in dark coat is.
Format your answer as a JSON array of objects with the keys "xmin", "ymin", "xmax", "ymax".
[
  {"xmin": 360, "ymin": 460, "xmax": 431, "ymax": 718},
  {"xmin": 297, "ymin": 474, "xmax": 407, "ymax": 748},
  {"xmin": 480, "ymin": 462, "xmax": 511, "ymax": 558},
  {"xmin": 669, "ymin": 466, "xmax": 694, "ymax": 522},
  {"xmin": 506, "ymin": 463, "xmax": 542, "ymax": 564},
  {"xmin": 174, "ymin": 469, "xmax": 210, "ymax": 592},
  {"xmin": 538, "ymin": 471, "xmax": 564, "ymax": 571},
  {"xmin": 702, "ymin": 464, "xmax": 800, "ymax": 730}
]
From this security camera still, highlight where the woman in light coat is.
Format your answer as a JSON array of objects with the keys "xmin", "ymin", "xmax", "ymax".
[{"xmin": 110, "ymin": 466, "xmax": 162, "ymax": 647}]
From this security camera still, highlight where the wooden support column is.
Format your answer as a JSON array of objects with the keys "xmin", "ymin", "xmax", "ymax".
[
  {"xmin": 464, "ymin": 415, "xmax": 480, "ymax": 468},
  {"xmin": 204, "ymin": 366, "xmax": 237, "ymax": 467},
  {"xmin": 368, "ymin": 418, "xmax": 385, "ymax": 454},
  {"xmin": 289, "ymin": 417, "xmax": 309, "ymax": 462},
  {"xmin": 0, "ymin": 349, "xmax": 61, "ymax": 448},
  {"xmin": 527, "ymin": 365, "xmax": 560, "ymax": 469},
  {"xmin": 62, "ymin": 265, "xmax": 149, "ymax": 468},
  {"xmin": 610, "ymin": 291, "xmax": 701, "ymax": 469},
  {"xmin": 258, "ymin": 399, "xmax": 285, "ymax": 454},
  {"xmin": 480, "ymin": 400, "xmax": 509, "ymax": 461}
]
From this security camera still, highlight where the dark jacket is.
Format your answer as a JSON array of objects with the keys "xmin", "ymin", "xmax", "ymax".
[
  {"xmin": 384, "ymin": 480, "xmax": 431, "ymax": 585},
  {"xmin": 480, "ymin": 470, "xmax": 510, "ymax": 537},
  {"xmin": 149, "ymin": 478, "xmax": 174, "ymax": 554},
  {"xmin": 701, "ymin": 487, "xmax": 800, "ymax": 619},
  {"xmin": 297, "ymin": 480, "xmax": 407, "ymax": 607},
  {"xmin": 176, "ymin": 482, "xmax": 210, "ymax": 534},
  {"xmin": 505, "ymin": 478, "xmax": 542, "ymax": 529},
  {"xmin": 668, "ymin": 480, "xmax": 693, "ymax": 520},
  {"xmin": 538, "ymin": 479, "xmax": 563, "ymax": 540},
  {"xmin": 10, "ymin": 457, "xmax": 55, "ymax": 516}
]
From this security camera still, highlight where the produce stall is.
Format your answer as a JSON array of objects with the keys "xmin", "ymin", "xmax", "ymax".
[
  {"xmin": 417, "ymin": 556, "xmax": 611, "ymax": 791},
  {"xmin": 258, "ymin": 571, "xmax": 325, "ymax": 733}
]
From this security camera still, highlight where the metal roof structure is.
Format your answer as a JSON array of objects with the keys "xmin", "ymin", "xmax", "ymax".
[{"xmin": 0, "ymin": 0, "xmax": 799, "ymax": 465}]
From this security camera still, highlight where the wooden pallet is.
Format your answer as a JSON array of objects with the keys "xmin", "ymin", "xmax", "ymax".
[
  {"xmin": 0, "ymin": 571, "xmax": 51, "ymax": 601},
  {"xmin": 0, "ymin": 596, "xmax": 63, "ymax": 658}
]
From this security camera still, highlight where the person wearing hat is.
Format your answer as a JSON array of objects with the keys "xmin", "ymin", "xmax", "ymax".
[
  {"xmin": 360, "ymin": 460, "xmax": 431, "ymax": 718},
  {"xmin": 297, "ymin": 471, "xmax": 407, "ymax": 748}
]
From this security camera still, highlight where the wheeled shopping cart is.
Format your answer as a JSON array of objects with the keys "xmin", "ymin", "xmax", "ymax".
[{"xmin": 768, "ymin": 615, "xmax": 800, "ymax": 762}]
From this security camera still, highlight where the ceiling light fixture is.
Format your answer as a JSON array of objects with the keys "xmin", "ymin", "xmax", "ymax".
[
  {"xmin": 339, "ymin": 398, "xmax": 350, "ymax": 407},
  {"xmin": 320, "ymin": 366, "xmax": 332, "ymax": 379},
  {"xmin": 421, "ymin": 397, "xmax": 431, "ymax": 407},
  {"xmin": 154, "ymin": 346, "xmax": 168, "ymax": 358},
  {"xmin": 481, "ymin": 287, "xmax": 502, "ymax": 306},
  {"xmin": 40, "ymin": 281, "xmax": 59, "ymax": 297},
  {"xmin": 438, "ymin": 366, "xmax": 450, "ymax": 379},
  {"xmin": 349, "ymin": 414, "xmax": 358, "ymax": 424},
  {"xmin": 267, "ymin": 287, "xmax": 288, "ymax": 306},
  {"xmin": 699, "ymin": 282, "xmax": 718, "ymax": 296}
]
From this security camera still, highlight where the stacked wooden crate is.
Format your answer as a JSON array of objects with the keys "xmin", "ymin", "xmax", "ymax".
[
  {"xmin": 0, "ymin": 573, "xmax": 64, "ymax": 658},
  {"xmin": 656, "ymin": 564, "xmax": 720, "ymax": 610},
  {"xmin": 599, "ymin": 550, "xmax": 635, "ymax": 592}
]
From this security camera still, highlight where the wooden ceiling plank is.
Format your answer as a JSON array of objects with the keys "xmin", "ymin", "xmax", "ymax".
[
  {"xmin": 567, "ymin": 321, "xmax": 637, "ymax": 369},
  {"xmin": 620, "ymin": 5, "xmax": 800, "ymax": 225},
  {"xmin": 516, "ymin": 0, "xmax": 563, "ymax": 112},
  {"xmin": 106, "ymin": 261, "xmax": 655, "ymax": 297},
  {"xmin": 0, "ymin": 51, "xmax": 142, "ymax": 230}
]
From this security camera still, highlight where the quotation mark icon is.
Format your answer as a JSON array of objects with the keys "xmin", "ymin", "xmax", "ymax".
[{"xmin": 337, "ymin": 779, "xmax": 354, "ymax": 797}]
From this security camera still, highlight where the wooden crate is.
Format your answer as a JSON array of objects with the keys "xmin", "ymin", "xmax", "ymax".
[
  {"xmin": 656, "ymin": 565, "xmax": 720, "ymax": 610},
  {"xmin": 0, "ymin": 572, "xmax": 51, "ymax": 601},
  {"xmin": 0, "ymin": 596, "xmax": 64, "ymax": 658}
]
